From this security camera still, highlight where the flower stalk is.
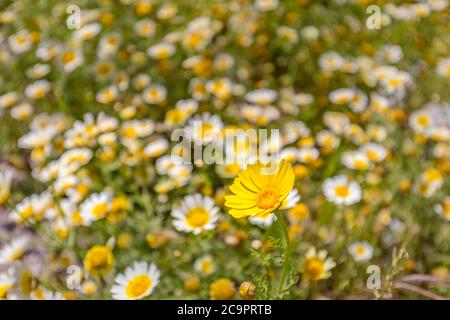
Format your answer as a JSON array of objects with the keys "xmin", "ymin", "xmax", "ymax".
[{"xmin": 274, "ymin": 211, "xmax": 291, "ymax": 299}]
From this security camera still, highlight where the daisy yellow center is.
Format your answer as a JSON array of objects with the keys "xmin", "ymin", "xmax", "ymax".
[
  {"xmin": 33, "ymin": 87, "xmax": 45, "ymax": 98},
  {"xmin": 62, "ymin": 52, "xmax": 76, "ymax": 64},
  {"xmin": 417, "ymin": 115, "xmax": 430, "ymax": 126},
  {"xmin": 20, "ymin": 205, "xmax": 34, "ymax": 220},
  {"xmin": 202, "ymin": 260, "xmax": 213, "ymax": 273},
  {"xmin": 444, "ymin": 202, "xmax": 450, "ymax": 214},
  {"xmin": 305, "ymin": 258, "xmax": 325, "ymax": 280},
  {"xmin": 10, "ymin": 249, "xmax": 25, "ymax": 261},
  {"xmin": 0, "ymin": 190, "xmax": 10, "ymax": 204},
  {"xmin": 0, "ymin": 284, "xmax": 13, "ymax": 298},
  {"xmin": 125, "ymin": 275, "xmax": 152, "ymax": 299},
  {"xmin": 355, "ymin": 246, "xmax": 366, "ymax": 255},
  {"xmin": 166, "ymin": 109, "xmax": 186, "ymax": 124},
  {"xmin": 335, "ymin": 185, "xmax": 349, "ymax": 197},
  {"xmin": 199, "ymin": 123, "xmax": 213, "ymax": 139},
  {"xmin": 256, "ymin": 187, "xmax": 280, "ymax": 210},
  {"xmin": 354, "ymin": 159, "xmax": 368, "ymax": 170},
  {"xmin": 123, "ymin": 127, "xmax": 137, "ymax": 138},
  {"xmin": 155, "ymin": 48, "xmax": 170, "ymax": 58},
  {"xmin": 388, "ymin": 78, "xmax": 403, "ymax": 87},
  {"xmin": 147, "ymin": 90, "xmax": 159, "ymax": 99},
  {"xmin": 92, "ymin": 203, "xmax": 108, "ymax": 218},
  {"xmin": 335, "ymin": 96, "xmax": 348, "ymax": 104},
  {"xmin": 366, "ymin": 150, "xmax": 378, "ymax": 161},
  {"xmin": 186, "ymin": 207, "xmax": 210, "ymax": 228}
]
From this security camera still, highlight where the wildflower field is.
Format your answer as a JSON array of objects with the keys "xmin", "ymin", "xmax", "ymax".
[{"xmin": 0, "ymin": 0, "xmax": 449, "ymax": 300}]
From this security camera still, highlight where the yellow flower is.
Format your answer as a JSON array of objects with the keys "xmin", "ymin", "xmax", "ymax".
[
  {"xmin": 224, "ymin": 160, "xmax": 294, "ymax": 218},
  {"xmin": 184, "ymin": 276, "xmax": 200, "ymax": 293},
  {"xmin": 210, "ymin": 278, "xmax": 235, "ymax": 300},
  {"xmin": 84, "ymin": 245, "xmax": 114, "ymax": 277}
]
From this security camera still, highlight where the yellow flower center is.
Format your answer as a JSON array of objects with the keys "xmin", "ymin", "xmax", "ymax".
[
  {"xmin": 335, "ymin": 185, "xmax": 349, "ymax": 197},
  {"xmin": 199, "ymin": 123, "xmax": 214, "ymax": 139},
  {"xmin": 62, "ymin": 52, "xmax": 76, "ymax": 64},
  {"xmin": 10, "ymin": 249, "xmax": 25, "ymax": 261},
  {"xmin": 256, "ymin": 187, "xmax": 280, "ymax": 210},
  {"xmin": 202, "ymin": 260, "xmax": 213, "ymax": 273},
  {"xmin": 355, "ymin": 246, "xmax": 366, "ymax": 255},
  {"xmin": 417, "ymin": 115, "xmax": 430, "ymax": 127},
  {"xmin": 305, "ymin": 258, "xmax": 325, "ymax": 280},
  {"xmin": 388, "ymin": 78, "xmax": 403, "ymax": 87},
  {"xmin": 0, "ymin": 190, "xmax": 10, "ymax": 205},
  {"xmin": 354, "ymin": 159, "xmax": 368, "ymax": 170},
  {"xmin": 186, "ymin": 207, "xmax": 210, "ymax": 228},
  {"xmin": 92, "ymin": 203, "xmax": 108, "ymax": 218},
  {"xmin": 125, "ymin": 275, "xmax": 152, "ymax": 299},
  {"xmin": 20, "ymin": 205, "xmax": 34, "ymax": 221},
  {"xmin": 0, "ymin": 284, "xmax": 13, "ymax": 299},
  {"xmin": 443, "ymin": 202, "xmax": 450, "ymax": 214},
  {"xmin": 166, "ymin": 109, "xmax": 186, "ymax": 125}
]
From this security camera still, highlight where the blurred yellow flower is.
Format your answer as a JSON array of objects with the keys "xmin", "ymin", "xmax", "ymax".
[
  {"xmin": 84, "ymin": 245, "xmax": 114, "ymax": 277},
  {"xmin": 210, "ymin": 278, "xmax": 235, "ymax": 300}
]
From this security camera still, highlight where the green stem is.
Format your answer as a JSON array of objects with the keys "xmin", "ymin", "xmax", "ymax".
[{"xmin": 274, "ymin": 211, "xmax": 291, "ymax": 299}]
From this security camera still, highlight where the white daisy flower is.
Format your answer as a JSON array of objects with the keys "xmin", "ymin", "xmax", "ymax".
[
  {"xmin": 323, "ymin": 175, "xmax": 362, "ymax": 205},
  {"xmin": 0, "ymin": 236, "xmax": 30, "ymax": 265},
  {"xmin": 25, "ymin": 80, "xmax": 51, "ymax": 100},
  {"xmin": 342, "ymin": 151, "xmax": 371, "ymax": 170},
  {"xmin": 0, "ymin": 92, "xmax": 19, "ymax": 109},
  {"xmin": 185, "ymin": 113, "xmax": 223, "ymax": 145},
  {"xmin": 0, "ymin": 268, "xmax": 16, "ymax": 299},
  {"xmin": 329, "ymin": 88, "xmax": 355, "ymax": 105},
  {"xmin": 323, "ymin": 112, "xmax": 350, "ymax": 135},
  {"xmin": 11, "ymin": 103, "xmax": 33, "ymax": 120},
  {"xmin": 245, "ymin": 89, "xmax": 277, "ymax": 106},
  {"xmin": 378, "ymin": 44, "xmax": 403, "ymax": 64},
  {"xmin": 255, "ymin": 0, "xmax": 279, "ymax": 11},
  {"xmin": 0, "ymin": 169, "xmax": 13, "ymax": 205},
  {"xmin": 135, "ymin": 19, "xmax": 156, "ymax": 37},
  {"xmin": 348, "ymin": 241, "xmax": 374, "ymax": 262},
  {"xmin": 171, "ymin": 194, "xmax": 219, "ymax": 235},
  {"xmin": 361, "ymin": 143, "xmax": 387, "ymax": 162},
  {"xmin": 26, "ymin": 63, "xmax": 51, "ymax": 79},
  {"xmin": 111, "ymin": 261, "xmax": 160, "ymax": 300},
  {"xmin": 144, "ymin": 137, "xmax": 169, "ymax": 158},
  {"xmin": 8, "ymin": 31, "xmax": 32, "ymax": 54},
  {"xmin": 73, "ymin": 23, "xmax": 102, "ymax": 41},
  {"xmin": 96, "ymin": 85, "xmax": 118, "ymax": 104},
  {"xmin": 297, "ymin": 147, "xmax": 319, "ymax": 164},
  {"xmin": 409, "ymin": 109, "xmax": 433, "ymax": 133},
  {"xmin": 194, "ymin": 256, "xmax": 216, "ymax": 275},
  {"xmin": 80, "ymin": 192, "xmax": 112, "ymax": 225},
  {"xmin": 142, "ymin": 84, "xmax": 167, "ymax": 104},
  {"xmin": 434, "ymin": 196, "xmax": 450, "ymax": 221},
  {"xmin": 319, "ymin": 52, "xmax": 344, "ymax": 72},
  {"xmin": 147, "ymin": 42, "xmax": 176, "ymax": 59},
  {"xmin": 60, "ymin": 49, "xmax": 83, "ymax": 73},
  {"xmin": 436, "ymin": 57, "xmax": 450, "ymax": 77}
]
